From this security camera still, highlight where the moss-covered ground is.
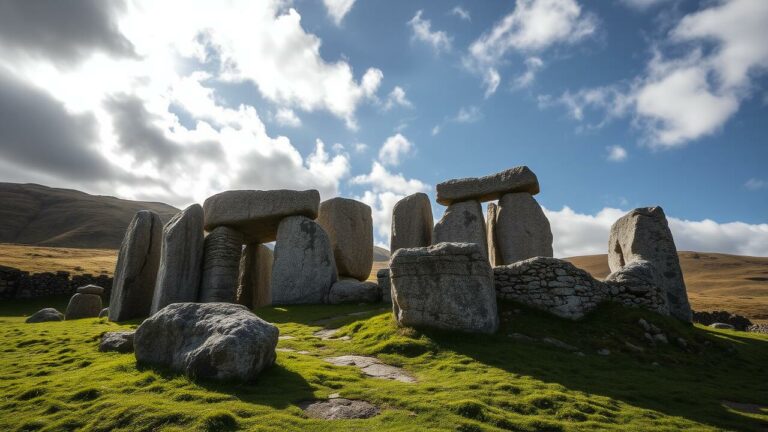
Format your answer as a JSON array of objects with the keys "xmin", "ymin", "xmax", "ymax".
[{"xmin": 1, "ymin": 298, "xmax": 766, "ymax": 431}]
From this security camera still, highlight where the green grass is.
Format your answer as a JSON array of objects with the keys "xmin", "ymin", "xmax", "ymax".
[{"xmin": 1, "ymin": 298, "xmax": 767, "ymax": 431}]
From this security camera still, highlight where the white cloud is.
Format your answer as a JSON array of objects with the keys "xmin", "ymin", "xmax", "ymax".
[
  {"xmin": 514, "ymin": 56, "xmax": 544, "ymax": 88},
  {"xmin": 606, "ymin": 145, "xmax": 628, "ymax": 162},
  {"xmin": 619, "ymin": 0, "xmax": 674, "ymax": 10},
  {"xmin": 454, "ymin": 105, "xmax": 482, "ymax": 123},
  {"xmin": 408, "ymin": 10, "xmax": 452, "ymax": 54},
  {"xmin": 323, "ymin": 0, "xmax": 356, "ymax": 25},
  {"xmin": 353, "ymin": 143, "xmax": 369, "ymax": 153},
  {"xmin": 466, "ymin": 0, "xmax": 597, "ymax": 96},
  {"xmin": 745, "ymin": 178, "xmax": 767, "ymax": 190},
  {"xmin": 383, "ymin": 86, "xmax": 413, "ymax": 110},
  {"xmin": 545, "ymin": 206, "xmax": 768, "ymax": 258},
  {"xmin": 274, "ymin": 107, "xmax": 301, "ymax": 127},
  {"xmin": 431, "ymin": 125, "xmax": 441, "ymax": 136},
  {"xmin": 377, "ymin": 133, "xmax": 413, "ymax": 166},
  {"xmin": 451, "ymin": 6, "xmax": 471, "ymax": 21}
]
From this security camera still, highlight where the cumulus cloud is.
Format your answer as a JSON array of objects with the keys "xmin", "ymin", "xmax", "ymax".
[
  {"xmin": 514, "ymin": 56, "xmax": 544, "ymax": 88},
  {"xmin": 323, "ymin": 0, "xmax": 356, "ymax": 25},
  {"xmin": 383, "ymin": 86, "xmax": 413, "ymax": 110},
  {"xmin": 274, "ymin": 107, "xmax": 302, "ymax": 127},
  {"xmin": 454, "ymin": 106, "xmax": 482, "ymax": 123},
  {"xmin": 619, "ymin": 0, "xmax": 674, "ymax": 10},
  {"xmin": 408, "ymin": 10, "xmax": 452, "ymax": 54},
  {"xmin": 545, "ymin": 206, "xmax": 768, "ymax": 258},
  {"xmin": 606, "ymin": 145, "xmax": 628, "ymax": 162},
  {"xmin": 451, "ymin": 6, "xmax": 471, "ymax": 21},
  {"xmin": 466, "ymin": 0, "xmax": 597, "ymax": 96},
  {"xmin": 377, "ymin": 133, "xmax": 414, "ymax": 167}
]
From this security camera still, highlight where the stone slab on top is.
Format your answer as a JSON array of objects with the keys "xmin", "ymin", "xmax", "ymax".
[{"xmin": 435, "ymin": 166, "xmax": 539, "ymax": 206}]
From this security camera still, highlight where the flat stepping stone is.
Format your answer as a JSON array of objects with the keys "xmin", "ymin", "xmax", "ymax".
[
  {"xmin": 325, "ymin": 355, "xmax": 416, "ymax": 383},
  {"xmin": 300, "ymin": 398, "xmax": 379, "ymax": 419},
  {"xmin": 313, "ymin": 329, "xmax": 351, "ymax": 341}
]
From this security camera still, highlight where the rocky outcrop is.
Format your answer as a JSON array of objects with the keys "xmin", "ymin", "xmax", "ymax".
[
  {"xmin": 390, "ymin": 242, "xmax": 498, "ymax": 334},
  {"xmin": 494, "ymin": 192, "xmax": 553, "ymax": 264},
  {"xmin": 317, "ymin": 198, "xmax": 373, "ymax": 281},
  {"xmin": 25, "ymin": 308, "xmax": 63, "ymax": 323},
  {"xmin": 66, "ymin": 293, "xmax": 102, "ymax": 320},
  {"xmin": 199, "ymin": 226, "xmax": 243, "ymax": 303},
  {"xmin": 390, "ymin": 192, "xmax": 433, "ymax": 254},
  {"xmin": 432, "ymin": 200, "xmax": 488, "ymax": 260},
  {"xmin": 435, "ymin": 166, "xmax": 539, "ymax": 205},
  {"xmin": 109, "ymin": 210, "xmax": 162, "ymax": 322},
  {"xmin": 327, "ymin": 279, "xmax": 380, "ymax": 304},
  {"xmin": 609, "ymin": 207, "xmax": 691, "ymax": 322},
  {"xmin": 151, "ymin": 204, "xmax": 205, "ymax": 314},
  {"xmin": 203, "ymin": 189, "xmax": 320, "ymax": 243},
  {"xmin": 271, "ymin": 216, "xmax": 337, "ymax": 304},
  {"xmin": 237, "ymin": 243, "xmax": 273, "ymax": 309},
  {"xmin": 134, "ymin": 303, "xmax": 278, "ymax": 382}
]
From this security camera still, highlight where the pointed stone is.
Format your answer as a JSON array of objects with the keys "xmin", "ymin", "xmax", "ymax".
[{"xmin": 199, "ymin": 226, "xmax": 243, "ymax": 303}]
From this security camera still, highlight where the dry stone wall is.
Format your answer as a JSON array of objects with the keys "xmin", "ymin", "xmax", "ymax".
[{"xmin": 0, "ymin": 265, "xmax": 112, "ymax": 300}]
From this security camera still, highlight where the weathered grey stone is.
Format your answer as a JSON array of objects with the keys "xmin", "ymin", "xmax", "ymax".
[
  {"xmin": 109, "ymin": 210, "xmax": 162, "ymax": 322},
  {"xmin": 66, "ymin": 293, "xmax": 102, "ymax": 320},
  {"xmin": 608, "ymin": 207, "xmax": 692, "ymax": 322},
  {"xmin": 25, "ymin": 308, "xmax": 63, "ymax": 323},
  {"xmin": 377, "ymin": 268, "xmax": 391, "ymax": 303},
  {"xmin": 317, "ymin": 198, "xmax": 373, "ymax": 281},
  {"xmin": 301, "ymin": 398, "xmax": 379, "ymax": 419},
  {"xmin": 77, "ymin": 284, "xmax": 104, "ymax": 295},
  {"xmin": 134, "ymin": 303, "xmax": 279, "ymax": 381},
  {"xmin": 495, "ymin": 192, "xmax": 553, "ymax": 264},
  {"xmin": 486, "ymin": 202, "xmax": 502, "ymax": 267},
  {"xmin": 432, "ymin": 200, "xmax": 488, "ymax": 259},
  {"xmin": 99, "ymin": 331, "xmax": 135, "ymax": 353},
  {"xmin": 99, "ymin": 308, "xmax": 109, "ymax": 318},
  {"xmin": 436, "ymin": 166, "xmax": 540, "ymax": 205},
  {"xmin": 199, "ymin": 226, "xmax": 244, "ymax": 303},
  {"xmin": 324, "ymin": 355, "xmax": 416, "ymax": 383},
  {"xmin": 271, "ymin": 216, "xmax": 337, "ymax": 304},
  {"xmin": 328, "ymin": 278, "xmax": 380, "ymax": 304},
  {"xmin": 390, "ymin": 192, "xmax": 433, "ymax": 254},
  {"xmin": 237, "ymin": 243, "xmax": 273, "ymax": 309},
  {"xmin": 390, "ymin": 242, "xmax": 498, "ymax": 334},
  {"xmin": 203, "ymin": 189, "xmax": 320, "ymax": 243},
  {"xmin": 151, "ymin": 204, "xmax": 205, "ymax": 314}
]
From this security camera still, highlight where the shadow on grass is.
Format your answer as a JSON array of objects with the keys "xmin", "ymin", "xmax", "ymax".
[{"xmin": 418, "ymin": 302, "xmax": 768, "ymax": 432}]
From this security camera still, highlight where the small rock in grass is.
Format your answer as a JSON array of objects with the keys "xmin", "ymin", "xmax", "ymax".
[
  {"xmin": 542, "ymin": 337, "xmax": 577, "ymax": 351},
  {"xmin": 25, "ymin": 308, "xmax": 64, "ymax": 323},
  {"xmin": 597, "ymin": 348, "xmax": 611, "ymax": 356},
  {"xmin": 301, "ymin": 398, "xmax": 379, "ymax": 419},
  {"xmin": 653, "ymin": 333, "xmax": 669, "ymax": 344},
  {"xmin": 66, "ymin": 293, "xmax": 102, "ymax": 320},
  {"xmin": 99, "ymin": 331, "xmax": 135, "ymax": 353}
]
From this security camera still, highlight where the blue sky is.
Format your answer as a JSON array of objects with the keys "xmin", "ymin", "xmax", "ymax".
[{"xmin": 0, "ymin": 0, "xmax": 765, "ymax": 256}]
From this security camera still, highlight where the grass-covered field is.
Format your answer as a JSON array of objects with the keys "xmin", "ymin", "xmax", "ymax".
[{"xmin": 1, "ymin": 298, "xmax": 767, "ymax": 432}]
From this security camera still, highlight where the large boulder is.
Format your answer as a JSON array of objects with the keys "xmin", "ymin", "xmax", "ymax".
[
  {"xmin": 432, "ymin": 200, "xmax": 488, "ymax": 260},
  {"xmin": 25, "ymin": 308, "xmax": 64, "ymax": 323},
  {"xmin": 237, "ymin": 243, "xmax": 273, "ymax": 309},
  {"xmin": 494, "ymin": 192, "xmax": 553, "ymax": 264},
  {"xmin": 151, "ymin": 204, "xmax": 205, "ymax": 314},
  {"xmin": 390, "ymin": 192, "xmax": 433, "ymax": 254},
  {"xmin": 109, "ymin": 210, "xmax": 162, "ymax": 322},
  {"xmin": 66, "ymin": 293, "xmax": 102, "ymax": 320},
  {"xmin": 317, "ymin": 198, "xmax": 373, "ymax": 281},
  {"xmin": 328, "ymin": 279, "xmax": 381, "ymax": 304},
  {"xmin": 390, "ymin": 242, "xmax": 498, "ymax": 334},
  {"xmin": 486, "ymin": 202, "xmax": 502, "ymax": 267},
  {"xmin": 436, "ymin": 166, "xmax": 539, "ymax": 205},
  {"xmin": 199, "ymin": 226, "xmax": 244, "ymax": 303},
  {"xmin": 608, "ymin": 207, "xmax": 692, "ymax": 322},
  {"xmin": 271, "ymin": 216, "xmax": 337, "ymax": 304},
  {"xmin": 203, "ymin": 189, "xmax": 320, "ymax": 243},
  {"xmin": 134, "ymin": 303, "xmax": 278, "ymax": 381},
  {"xmin": 99, "ymin": 331, "xmax": 135, "ymax": 353}
]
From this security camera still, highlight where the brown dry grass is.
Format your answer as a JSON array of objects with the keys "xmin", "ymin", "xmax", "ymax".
[
  {"xmin": 567, "ymin": 251, "xmax": 768, "ymax": 323},
  {"xmin": 0, "ymin": 243, "xmax": 117, "ymax": 276}
]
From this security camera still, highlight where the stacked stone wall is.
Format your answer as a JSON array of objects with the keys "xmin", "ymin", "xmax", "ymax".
[{"xmin": 0, "ymin": 265, "xmax": 112, "ymax": 300}]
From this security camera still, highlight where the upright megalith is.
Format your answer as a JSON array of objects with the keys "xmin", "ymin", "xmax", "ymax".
[
  {"xmin": 203, "ymin": 189, "xmax": 320, "ymax": 243},
  {"xmin": 390, "ymin": 192, "xmax": 433, "ymax": 254},
  {"xmin": 317, "ymin": 197, "xmax": 373, "ymax": 281},
  {"xmin": 435, "ymin": 166, "xmax": 539, "ymax": 205},
  {"xmin": 237, "ymin": 243, "xmax": 273, "ymax": 309},
  {"xmin": 199, "ymin": 226, "xmax": 244, "ymax": 303},
  {"xmin": 495, "ymin": 192, "xmax": 553, "ymax": 264},
  {"xmin": 151, "ymin": 204, "xmax": 205, "ymax": 314},
  {"xmin": 390, "ymin": 242, "xmax": 498, "ymax": 334},
  {"xmin": 271, "ymin": 216, "xmax": 337, "ymax": 304},
  {"xmin": 109, "ymin": 210, "xmax": 162, "ymax": 322},
  {"xmin": 486, "ymin": 202, "xmax": 502, "ymax": 267},
  {"xmin": 608, "ymin": 206, "xmax": 692, "ymax": 322},
  {"xmin": 432, "ymin": 200, "xmax": 488, "ymax": 259}
]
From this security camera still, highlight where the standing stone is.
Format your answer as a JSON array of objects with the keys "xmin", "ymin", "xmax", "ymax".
[
  {"xmin": 390, "ymin": 242, "xmax": 498, "ymax": 334},
  {"xmin": 486, "ymin": 202, "xmax": 502, "ymax": 267},
  {"xmin": 432, "ymin": 200, "xmax": 488, "ymax": 260},
  {"xmin": 271, "ymin": 216, "xmax": 337, "ymax": 304},
  {"xmin": 377, "ymin": 268, "xmax": 391, "ymax": 304},
  {"xmin": 436, "ymin": 166, "xmax": 540, "ymax": 205},
  {"xmin": 390, "ymin": 193, "xmax": 433, "ymax": 254},
  {"xmin": 317, "ymin": 198, "xmax": 373, "ymax": 281},
  {"xmin": 109, "ymin": 210, "xmax": 162, "ymax": 322},
  {"xmin": 66, "ymin": 293, "xmax": 102, "ymax": 320},
  {"xmin": 608, "ymin": 207, "xmax": 691, "ymax": 322},
  {"xmin": 495, "ymin": 192, "xmax": 553, "ymax": 264},
  {"xmin": 237, "ymin": 243, "xmax": 273, "ymax": 309},
  {"xmin": 151, "ymin": 204, "xmax": 205, "ymax": 314},
  {"xmin": 199, "ymin": 226, "xmax": 244, "ymax": 303}
]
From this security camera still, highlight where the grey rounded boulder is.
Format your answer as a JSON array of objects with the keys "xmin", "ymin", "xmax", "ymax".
[
  {"xmin": 66, "ymin": 293, "xmax": 102, "ymax": 320},
  {"xmin": 317, "ymin": 197, "xmax": 373, "ymax": 281},
  {"xmin": 134, "ymin": 303, "xmax": 279, "ymax": 382},
  {"xmin": 328, "ymin": 279, "xmax": 381, "ymax": 304},
  {"xmin": 100, "ymin": 331, "xmax": 135, "ymax": 353},
  {"xmin": 25, "ymin": 308, "xmax": 64, "ymax": 323},
  {"xmin": 77, "ymin": 284, "xmax": 104, "ymax": 295}
]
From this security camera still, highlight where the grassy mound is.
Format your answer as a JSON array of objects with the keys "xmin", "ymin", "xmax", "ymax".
[{"xmin": 1, "ymin": 298, "xmax": 766, "ymax": 431}]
